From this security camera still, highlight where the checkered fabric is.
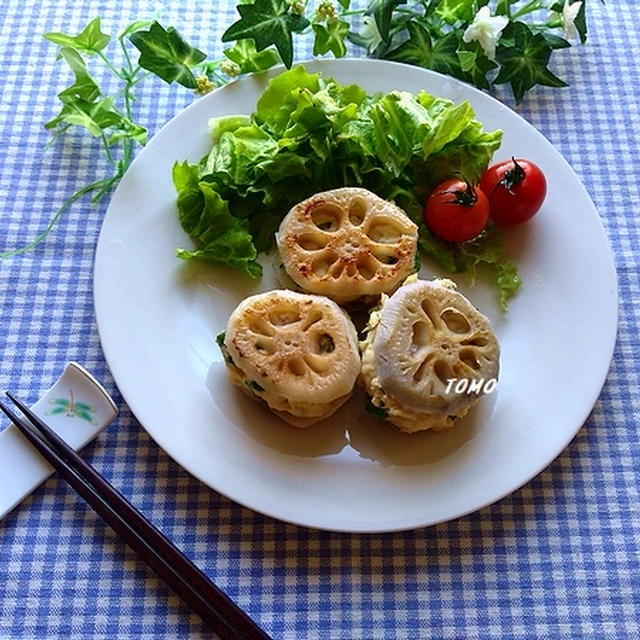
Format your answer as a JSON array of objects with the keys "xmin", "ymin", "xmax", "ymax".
[{"xmin": 1, "ymin": 1, "xmax": 639, "ymax": 638}]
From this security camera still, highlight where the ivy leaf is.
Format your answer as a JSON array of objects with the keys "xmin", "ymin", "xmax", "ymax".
[
  {"xmin": 494, "ymin": 21, "xmax": 567, "ymax": 103},
  {"xmin": 221, "ymin": 0, "xmax": 310, "ymax": 69},
  {"xmin": 541, "ymin": 32, "xmax": 571, "ymax": 51},
  {"xmin": 44, "ymin": 17, "xmax": 110, "ymax": 54},
  {"xmin": 430, "ymin": 31, "xmax": 468, "ymax": 79},
  {"xmin": 44, "ymin": 25, "xmax": 149, "ymax": 146},
  {"xmin": 312, "ymin": 19, "xmax": 350, "ymax": 58},
  {"xmin": 54, "ymin": 47, "xmax": 101, "ymax": 103},
  {"xmin": 45, "ymin": 46, "xmax": 105, "ymax": 132},
  {"xmin": 45, "ymin": 96, "xmax": 122, "ymax": 137},
  {"xmin": 494, "ymin": 0, "xmax": 511, "ymax": 16},
  {"xmin": 386, "ymin": 20, "xmax": 497, "ymax": 91},
  {"xmin": 129, "ymin": 21, "xmax": 206, "ymax": 89},
  {"xmin": 45, "ymin": 55, "xmax": 147, "ymax": 146},
  {"xmin": 48, "ymin": 98, "xmax": 146, "ymax": 147},
  {"xmin": 365, "ymin": 0, "xmax": 407, "ymax": 44},
  {"xmin": 457, "ymin": 49, "xmax": 476, "ymax": 73},
  {"xmin": 384, "ymin": 21, "xmax": 436, "ymax": 66},
  {"xmin": 223, "ymin": 39, "xmax": 281, "ymax": 74},
  {"xmin": 573, "ymin": 0, "xmax": 588, "ymax": 44},
  {"xmin": 435, "ymin": 0, "xmax": 480, "ymax": 24},
  {"xmin": 385, "ymin": 21, "xmax": 463, "ymax": 80},
  {"xmin": 108, "ymin": 119, "xmax": 148, "ymax": 146},
  {"xmin": 457, "ymin": 41, "xmax": 497, "ymax": 90},
  {"xmin": 118, "ymin": 20, "xmax": 154, "ymax": 39}
]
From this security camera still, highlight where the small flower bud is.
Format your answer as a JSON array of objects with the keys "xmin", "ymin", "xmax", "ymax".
[
  {"xmin": 194, "ymin": 75, "xmax": 215, "ymax": 95},
  {"xmin": 219, "ymin": 60, "xmax": 241, "ymax": 78},
  {"xmin": 289, "ymin": 0, "xmax": 306, "ymax": 15},
  {"xmin": 315, "ymin": 0, "xmax": 337, "ymax": 22}
]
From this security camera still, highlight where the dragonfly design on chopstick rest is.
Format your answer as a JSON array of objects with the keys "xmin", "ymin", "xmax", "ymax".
[{"xmin": 45, "ymin": 389, "xmax": 97, "ymax": 424}]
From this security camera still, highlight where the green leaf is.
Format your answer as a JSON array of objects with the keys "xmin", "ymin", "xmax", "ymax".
[
  {"xmin": 455, "ymin": 223, "xmax": 522, "ymax": 311},
  {"xmin": 172, "ymin": 67, "xmax": 507, "ymax": 305},
  {"xmin": 541, "ymin": 32, "xmax": 571, "ymax": 51},
  {"xmin": 46, "ymin": 88, "xmax": 146, "ymax": 147},
  {"xmin": 107, "ymin": 119, "xmax": 147, "ymax": 146},
  {"xmin": 457, "ymin": 49, "xmax": 477, "ymax": 73},
  {"xmin": 55, "ymin": 47, "xmax": 100, "ymax": 103},
  {"xmin": 118, "ymin": 19, "xmax": 153, "ymax": 39},
  {"xmin": 221, "ymin": 0, "xmax": 310, "ymax": 68},
  {"xmin": 44, "ymin": 17, "xmax": 110, "ymax": 54},
  {"xmin": 385, "ymin": 20, "xmax": 434, "ymax": 66},
  {"xmin": 418, "ymin": 227, "xmax": 458, "ymax": 273},
  {"xmin": 129, "ymin": 21, "xmax": 206, "ymax": 89},
  {"xmin": 573, "ymin": 0, "xmax": 588, "ymax": 44},
  {"xmin": 365, "ymin": 0, "xmax": 407, "ymax": 43},
  {"xmin": 494, "ymin": 21, "xmax": 567, "ymax": 103},
  {"xmin": 45, "ymin": 96, "xmax": 121, "ymax": 136},
  {"xmin": 429, "ymin": 30, "xmax": 466, "ymax": 78},
  {"xmin": 223, "ymin": 39, "xmax": 281, "ymax": 73},
  {"xmin": 312, "ymin": 19, "xmax": 350, "ymax": 58},
  {"xmin": 253, "ymin": 65, "xmax": 323, "ymax": 135},
  {"xmin": 385, "ymin": 17, "xmax": 497, "ymax": 92},
  {"xmin": 457, "ymin": 41, "xmax": 497, "ymax": 90},
  {"xmin": 44, "ymin": 41, "xmax": 147, "ymax": 147},
  {"xmin": 173, "ymin": 162, "xmax": 262, "ymax": 277},
  {"xmin": 435, "ymin": 0, "xmax": 481, "ymax": 24},
  {"xmin": 494, "ymin": 0, "xmax": 511, "ymax": 16},
  {"xmin": 385, "ymin": 22, "xmax": 464, "ymax": 81}
]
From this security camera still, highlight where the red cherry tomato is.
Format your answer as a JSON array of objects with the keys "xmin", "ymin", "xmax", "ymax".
[
  {"xmin": 480, "ymin": 157, "xmax": 547, "ymax": 225},
  {"xmin": 423, "ymin": 178, "xmax": 490, "ymax": 243}
]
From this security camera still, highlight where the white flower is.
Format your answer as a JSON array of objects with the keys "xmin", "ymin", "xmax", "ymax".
[
  {"xmin": 561, "ymin": 0, "xmax": 583, "ymax": 41},
  {"xmin": 462, "ymin": 6, "xmax": 509, "ymax": 61},
  {"xmin": 361, "ymin": 16, "xmax": 383, "ymax": 53}
]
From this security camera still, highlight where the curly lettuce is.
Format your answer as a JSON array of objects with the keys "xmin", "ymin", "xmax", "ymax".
[{"xmin": 173, "ymin": 65, "xmax": 520, "ymax": 307}]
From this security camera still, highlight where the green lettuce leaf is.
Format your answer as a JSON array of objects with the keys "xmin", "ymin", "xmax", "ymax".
[
  {"xmin": 455, "ymin": 223, "xmax": 522, "ymax": 311},
  {"xmin": 173, "ymin": 161, "xmax": 261, "ymax": 277},
  {"xmin": 172, "ymin": 65, "xmax": 520, "ymax": 306}
]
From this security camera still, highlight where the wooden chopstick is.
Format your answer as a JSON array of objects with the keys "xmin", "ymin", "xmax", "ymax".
[{"xmin": 0, "ymin": 392, "xmax": 272, "ymax": 640}]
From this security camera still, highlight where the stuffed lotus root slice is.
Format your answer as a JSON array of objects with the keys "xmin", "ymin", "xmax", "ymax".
[
  {"xmin": 224, "ymin": 290, "xmax": 361, "ymax": 406},
  {"xmin": 276, "ymin": 187, "xmax": 418, "ymax": 302},
  {"xmin": 370, "ymin": 279, "xmax": 500, "ymax": 418}
]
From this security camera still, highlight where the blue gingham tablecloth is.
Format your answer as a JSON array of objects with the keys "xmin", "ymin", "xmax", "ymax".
[{"xmin": 1, "ymin": 1, "xmax": 638, "ymax": 638}]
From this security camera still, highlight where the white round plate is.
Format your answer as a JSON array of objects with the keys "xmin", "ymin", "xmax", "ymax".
[{"xmin": 94, "ymin": 59, "xmax": 617, "ymax": 532}]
